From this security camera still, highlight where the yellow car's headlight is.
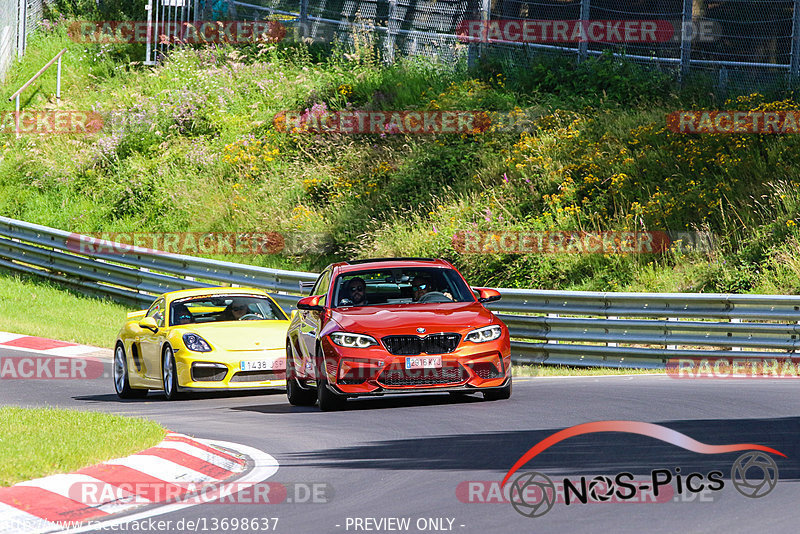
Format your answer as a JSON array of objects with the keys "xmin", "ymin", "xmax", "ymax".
[{"xmin": 183, "ymin": 333, "xmax": 212, "ymax": 352}]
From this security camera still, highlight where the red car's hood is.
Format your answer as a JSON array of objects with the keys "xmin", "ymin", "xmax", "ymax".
[{"xmin": 329, "ymin": 302, "xmax": 496, "ymax": 335}]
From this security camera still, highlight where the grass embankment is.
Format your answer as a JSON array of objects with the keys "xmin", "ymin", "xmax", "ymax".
[
  {"xmin": 2, "ymin": 18, "xmax": 800, "ymax": 294},
  {"xmin": 0, "ymin": 273, "xmax": 133, "ymax": 347},
  {"xmin": 0, "ymin": 407, "xmax": 165, "ymax": 486}
]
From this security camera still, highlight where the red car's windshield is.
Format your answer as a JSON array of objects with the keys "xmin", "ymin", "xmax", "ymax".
[{"xmin": 332, "ymin": 268, "xmax": 475, "ymax": 307}]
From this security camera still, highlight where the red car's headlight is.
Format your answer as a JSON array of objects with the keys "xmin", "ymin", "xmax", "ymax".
[
  {"xmin": 330, "ymin": 332, "xmax": 378, "ymax": 348},
  {"xmin": 465, "ymin": 325, "xmax": 502, "ymax": 343}
]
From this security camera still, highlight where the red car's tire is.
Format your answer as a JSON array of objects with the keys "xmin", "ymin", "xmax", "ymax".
[
  {"xmin": 286, "ymin": 341, "xmax": 316, "ymax": 406},
  {"xmin": 316, "ymin": 348, "xmax": 346, "ymax": 412},
  {"xmin": 483, "ymin": 376, "xmax": 512, "ymax": 401}
]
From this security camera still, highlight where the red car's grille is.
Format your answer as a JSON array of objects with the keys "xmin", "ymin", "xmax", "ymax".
[
  {"xmin": 381, "ymin": 333, "xmax": 461, "ymax": 356},
  {"xmin": 378, "ymin": 363, "xmax": 468, "ymax": 386}
]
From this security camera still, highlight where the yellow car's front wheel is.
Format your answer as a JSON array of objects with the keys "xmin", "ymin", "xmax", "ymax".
[{"xmin": 162, "ymin": 345, "xmax": 182, "ymax": 401}]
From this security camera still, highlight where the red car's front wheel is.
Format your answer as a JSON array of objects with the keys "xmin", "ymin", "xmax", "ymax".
[{"xmin": 316, "ymin": 348, "xmax": 346, "ymax": 411}]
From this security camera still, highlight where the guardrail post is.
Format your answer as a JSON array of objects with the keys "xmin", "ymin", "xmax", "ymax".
[
  {"xmin": 606, "ymin": 316, "xmax": 617, "ymax": 347},
  {"xmin": 730, "ymin": 318, "xmax": 742, "ymax": 351},
  {"xmin": 578, "ymin": 0, "xmax": 590, "ymax": 62},
  {"xmin": 547, "ymin": 313, "xmax": 559, "ymax": 344},
  {"xmin": 666, "ymin": 317, "xmax": 678, "ymax": 350},
  {"xmin": 679, "ymin": 0, "xmax": 693, "ymax": 84}
]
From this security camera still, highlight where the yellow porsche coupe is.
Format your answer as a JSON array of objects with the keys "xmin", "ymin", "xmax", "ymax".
[{"xmin": 113, "ymin": 287, "xmax": 289, "ymax": 400}]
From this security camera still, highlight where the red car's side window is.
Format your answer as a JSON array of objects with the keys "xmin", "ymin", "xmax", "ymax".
[{"xmin": 312, "ymin": 270, "xmax": 332, "ymax": 307}]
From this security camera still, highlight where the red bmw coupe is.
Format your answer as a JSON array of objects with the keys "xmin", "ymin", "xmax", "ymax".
[{"xmin": 285, "ymin": 258, "xmax": 511, "ymax": 410}]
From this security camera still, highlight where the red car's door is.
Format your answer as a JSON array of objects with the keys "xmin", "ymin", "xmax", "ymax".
[{"xmin": 299, "ymin": 270, "xmax": 331, "ymax": 379}]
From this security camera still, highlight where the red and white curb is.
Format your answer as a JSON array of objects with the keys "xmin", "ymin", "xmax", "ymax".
[
  {"xmin": 0, "ymin": 332, "xmax": 109, "ymax": 359},
  {"xmin": 0, "ymin": 433, "xmax": 279, "ymax": 533}
]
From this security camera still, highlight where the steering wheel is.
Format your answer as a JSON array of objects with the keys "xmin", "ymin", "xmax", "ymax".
[
  {"xmin": 418, "ymin": 291, "xmax": 452, "ymax": 303},
  {"xmin": 239, "ymin": 313, "xmax": 264, "ymax": 320}
]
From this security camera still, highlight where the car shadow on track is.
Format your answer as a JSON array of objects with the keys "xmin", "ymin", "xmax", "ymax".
[
  {"xmin": 273, "ymin": 416, "xmax": 800, "ymax": 479},
  {"xmin": 230, "ymin": 392, "xmax": 487, "ymax": 414},
  {"xmin": 73, "ymin": 389, "xmax": 287, "ymax": 403}
]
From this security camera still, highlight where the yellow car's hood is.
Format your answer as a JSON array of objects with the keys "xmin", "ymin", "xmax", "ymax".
[{"xmin": 178, "ymin": 321, "xmax": 287, "ymax": 351}]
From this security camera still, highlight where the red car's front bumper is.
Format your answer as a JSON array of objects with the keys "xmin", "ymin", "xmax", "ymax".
[{"xmin": 318, "ymin": 335, "xmax": 511, "ymax": 396}]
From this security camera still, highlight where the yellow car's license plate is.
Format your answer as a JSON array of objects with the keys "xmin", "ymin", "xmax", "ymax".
[{"xmin": 239, "ymin": 359, "xmax": 279, "ymax": 371}]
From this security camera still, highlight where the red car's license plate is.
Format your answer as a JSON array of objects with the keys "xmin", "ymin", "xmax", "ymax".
[{"xmin": 405, "ymin": 356, "xmax": 442, "ymax": 369}]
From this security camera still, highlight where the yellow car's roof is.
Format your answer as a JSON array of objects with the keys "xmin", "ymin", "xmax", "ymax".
[{"xmin": 163, "ymin": 287, "xmax": 270, "ymax": 301}]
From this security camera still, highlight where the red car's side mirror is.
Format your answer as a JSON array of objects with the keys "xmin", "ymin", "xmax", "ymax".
[
  {"xmin": 475, "ymin": 288, "xmax": 501, "ymax": 304},
  {"xmin": 297, "ymin": 295, "xmax": 326, "ymax": 312}
]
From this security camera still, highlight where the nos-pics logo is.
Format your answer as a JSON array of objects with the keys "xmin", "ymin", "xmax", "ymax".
[{"xmin": 503, "ymin": 421, "xmax": 784, "ymax": 518}]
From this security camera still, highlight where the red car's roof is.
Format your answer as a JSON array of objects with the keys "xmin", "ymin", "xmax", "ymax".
[{"xmin": 334, "ymin": 258, "xmax": 453, "ymax": 274}]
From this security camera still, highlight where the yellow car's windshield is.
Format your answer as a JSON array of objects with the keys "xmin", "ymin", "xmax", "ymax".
[{"xmin": 170, "ymin": 295, "xmax": 287, "ymax": 325}]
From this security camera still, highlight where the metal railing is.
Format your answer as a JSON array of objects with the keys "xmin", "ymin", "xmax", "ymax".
[
  {"xmin": 1, "ymin": 215, "xmax": 799, "ymax": 368},
  {"xmin": 7, "ymin": 47, "xmax": 66, "ymax": 138}
]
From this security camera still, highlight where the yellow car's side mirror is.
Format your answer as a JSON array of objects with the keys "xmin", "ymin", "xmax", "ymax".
[{"xmin": 138, "ymin": 317, "xmax": 159, "ymax": 333}]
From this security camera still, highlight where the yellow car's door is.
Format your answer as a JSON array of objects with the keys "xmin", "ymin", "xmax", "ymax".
[{"xmin": 139, "ymin": 298, "xmax": 166, "ymax": 379}]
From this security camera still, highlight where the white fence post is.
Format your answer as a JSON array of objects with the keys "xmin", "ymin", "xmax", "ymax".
[
  {"xmin": 16, "ymin": 0, "xmax": 27, "ymax": 59},
  {"xmin": 578, "ymin": 0, "xmax": 590, "ymax": 62},
  {"xmin": 792, "ymin": 0, "xmax": 800, "ymax": 83},
  {"xmin": 384, "ymin": 0, "xmax": 398, "ymax": 63},
  {"xmin": 679, "ymin": 0, "xmax": 693, "ymax": 84}
]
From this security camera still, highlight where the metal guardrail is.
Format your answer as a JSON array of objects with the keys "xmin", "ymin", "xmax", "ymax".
[
  {"xmin": 0, "ymin": 216, "xmax": 316, "ymax": 311},
  {"xmin": 1, "ymin": 216, "xmax": 799, "ymax": 368}
]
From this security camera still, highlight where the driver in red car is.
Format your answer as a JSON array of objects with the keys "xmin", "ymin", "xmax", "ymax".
[
  {"xmin": 411, "ymin": 275, "xmax": 434, "ymax": 301},
  {"xmin": 346, "ymin": 277, "xmax": 368, "ymax": 306}
]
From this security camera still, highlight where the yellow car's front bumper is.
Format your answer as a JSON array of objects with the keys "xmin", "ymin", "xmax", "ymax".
[{"xmin": 173, "ymin": 348, "xmax": 286, "ymax": 390}]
